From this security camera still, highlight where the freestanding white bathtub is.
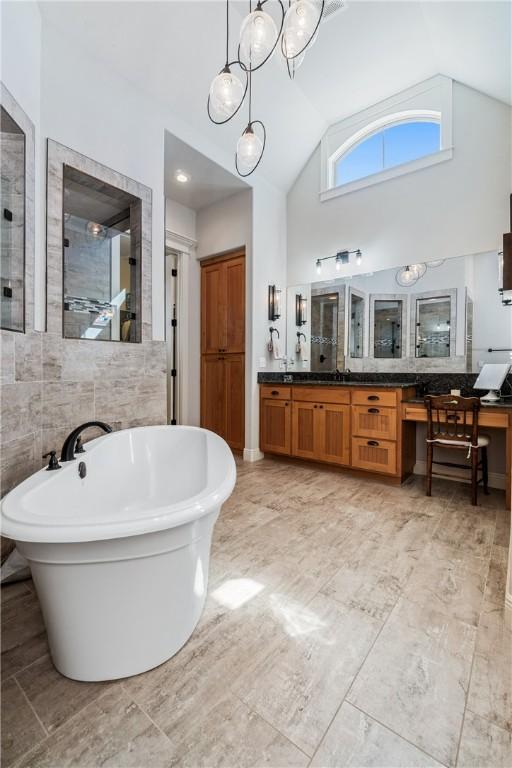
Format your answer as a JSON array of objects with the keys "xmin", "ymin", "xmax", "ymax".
[{"xmin": 0, "ymin": 426, "xmax": 236, "ymax": 681}]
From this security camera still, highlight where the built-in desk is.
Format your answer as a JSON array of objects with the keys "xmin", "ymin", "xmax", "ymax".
[{"xmin": 401, "ymin": 398, "xmax": 512, "ymax": 507}]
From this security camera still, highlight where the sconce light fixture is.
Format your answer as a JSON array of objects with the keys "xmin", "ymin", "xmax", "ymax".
[
  {"xmin": 315, "ymin": 249, "xmax": 362, "ymax": 275},
  {"xmin": 296, "ymin": 293, "xmax": 307, "ymax": 326},
  {"xmin": 268, "ymin": 284, "xmax": 282, "ymax": 321}
]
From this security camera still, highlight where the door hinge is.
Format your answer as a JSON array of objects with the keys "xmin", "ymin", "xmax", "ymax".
[
  {"xmin": 171, "ymin": 268, "xmax": 178, "ymax": 277},
  {"xmin": 171, "ymin": 368, "xmax": 177, "ymax": 377},
  {"xmin": 170, "ymin": 418, "xmax": 177, "ymax": 425},
  {"xmin": 171, "ymin": 318, "xmax": 177, "ymax": 327}
]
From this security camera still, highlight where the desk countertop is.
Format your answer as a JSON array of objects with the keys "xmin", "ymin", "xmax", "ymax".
[{"xmin": 403, "ymin": 397, "xmax": 512, "ymax": 410}]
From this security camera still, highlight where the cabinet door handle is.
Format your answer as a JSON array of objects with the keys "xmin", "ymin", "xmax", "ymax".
[
  {"xmin": 367, "ymin": 440, "xmax": 379, "ymax": 446},
  {"xmin": 285, "ymin": 402, "xmax": 289, "ymax": 406},
  {"xmin": 314, "ymin": 404, "xmax": 318, "ymax": 408},
  {"xmin": 271, "ymin": 390, "xmax": 279, "ymax": 396},
  {"xmin": 319, "ymin": 405, "xmax": 324, "ymax": 409},
  {"xmin": 368, "ymin": 395, "xmax": 380, "ymax": 401},
  {"xmin": 368, "ymin": 408, "xmax": 380, "ymax": 414}
]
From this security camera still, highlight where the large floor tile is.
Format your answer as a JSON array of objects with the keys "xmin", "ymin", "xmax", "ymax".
[
  {"xmin": 170, "ymin": 694, "xmax": 309, "ymax": 768},
  {"xmin": 1, "ymin": 592, "xmax": 48, "ymax": 679},
  {"xmin": 311, "ymin": 702, "xmax": 444, "ymax": 768},
  {"xmin": 348, "ymin": 597, "xmax": 476, "ymax": 766},
  {"xmin": 403, "ymin": 541, "xmax": 488, "ymax": 627},
  {"xmin": 16, "ymin": 688, "xmax": 174, "ymax": 768},
  {"xmin": 457, "ymin": 710, "xmax": 512, "ymax": 767},
  {"xmin": 483, "ymin": 545, "xmax": 508, "ymax": 608},
  {"xmin": 433, "ymin": 505, "xmax": 496, "ymax": 559},
  {"xmin": 467, "ymin": 603, "xmax": 512, "ymax": 732},
  {"xmin": 1, "ymin": 678, "xmax": 45, "ymax": 767},
  {"xmin": 238, "ymin": 593, "xmax": 382, "ymax": 756},
  {"xmin": 16, "ymin": 654, "xmax": 116, "ymax": 733}
]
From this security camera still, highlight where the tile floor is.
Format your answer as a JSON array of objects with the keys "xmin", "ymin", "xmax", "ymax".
[{"xmin": 1, "ymin": 459, "xmax": 511, "ymax": 767}]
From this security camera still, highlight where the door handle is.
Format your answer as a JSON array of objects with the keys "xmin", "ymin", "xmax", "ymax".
[
  {"xmin": 367, "ymin": 440, "xmax": 379, "ymax": 446},
  {"xmin": 271, "ymin": 390, "xmax": 279, "ymax": 395},
  {"xmin": 368, "ymin": 395, "xmax": 380, "ymax": 401},
  {"xmin": 368, "ymin": 408, "xmax": 380, "ymax": 414},
  {"xmin": 319, "ymin": 405, "xmax": 324, "ymax": 409}
]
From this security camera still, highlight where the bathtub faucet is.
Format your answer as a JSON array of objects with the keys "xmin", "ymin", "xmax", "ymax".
[{"xmin": 60, "ymin": 421, "xmax": 113, "ymax": 462}]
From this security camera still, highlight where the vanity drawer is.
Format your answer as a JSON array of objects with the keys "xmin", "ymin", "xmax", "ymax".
[
  {"xmin": 260, "ymin": 385, "xmax": 291, "ymax": 400},
  {"xmin": 352, "ymin": 405, "xmax": 397, "ymax": 441},
  {"xmin": 351, "ymin": 389, "xmax": 397, "ymax": 407},
  {"xmin": 292, "ymin": 387, "xmax": 351, "ymax": 405},
  {"xmin": 351, "ymin": 437, "xmax": 397, "ymax": 475}
]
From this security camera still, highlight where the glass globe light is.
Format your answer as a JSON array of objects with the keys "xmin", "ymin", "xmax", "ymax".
[
  {"xmin": 428, "ymin": 259, "xmax": 444, "ymax": 268},
  {"xmin": 239, "ymin": 5, "xmax": 278, "ymax": 69},
  {"xmin": 209, "ymin": 66, "xmax": 244, "ymax": 122},
  {"xmin": 86, "ymin": 221, "xmax": 107, "ymax": 242},
  {"xmin": 236, "ymin": 125, "xmax": 263, "ymax": 175},
  {"xmin": 282, "ymin": 0, "xmax": 319, "ymax": 60},
  {"xmin": 410, "ymin": 262, "xmax": 427, "ymax": 278},
  {"xmin": 396, "ymin": 265, "xmax": 419, "ymax": 287}
]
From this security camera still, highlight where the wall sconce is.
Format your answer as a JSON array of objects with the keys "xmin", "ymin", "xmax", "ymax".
[
  {"xmin": 268, "ymin": 285, "xmax": 282, "ymax": 321},
  {"xmin": 315, "ymin": 248, "xmax": 362, "ymax": 275},
  {"xmin": 296, "ymin": 293, "xmax": 307, "ymax": 326}
]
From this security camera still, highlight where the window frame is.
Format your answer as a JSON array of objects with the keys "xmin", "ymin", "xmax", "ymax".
[
  {"xmin": 330, "ymin": 110, "xmax": 442, "ymax": 189},
  {"xmin": 320, "ymin": 75, "xmax": 453, "ymax": 202}
]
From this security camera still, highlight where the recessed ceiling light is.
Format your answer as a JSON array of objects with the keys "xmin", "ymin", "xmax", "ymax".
[{"xmin": 175, "ymin": 170, "xmax": 190, "ymax": 183}]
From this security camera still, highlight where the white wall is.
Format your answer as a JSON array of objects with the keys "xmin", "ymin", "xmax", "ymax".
[
  {"xmin": 287, "ymin": 83, "xmax": 511, "ymax": 287},
  {"xmin": 166, "ymin": 199, "xmax": 196, "ymax": 243}
]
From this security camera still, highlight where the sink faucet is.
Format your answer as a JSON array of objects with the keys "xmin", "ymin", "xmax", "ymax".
[
  {"xmin": 60, "ymin": 421, "xmax": 113, "ymax": 462},
  {"xmin": 335, "ymin": 368, "xmax": 351, "ymax": 382}
]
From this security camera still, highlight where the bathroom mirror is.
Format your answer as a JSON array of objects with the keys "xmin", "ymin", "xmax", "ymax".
[
  {"xmin": 62, "ymin": 165, "xmax": 142, "ymax": 342},
  {"xmin": 0, "ymin": 105, "xmax": 25, "ymax": 332},
  {"xmin": 349, "ymin": 290, "xmax": 364, "ymax": 358},
  {"xmin": 415, "ymin": 295, "xmax": 451, "ymax": 357},
  {"xmin": 371, "ymin": 298, "xmax": 404, "ymax": 358},
  {"xmin": 285, "ymin": 251, "xmax": 510, "ymax": 373}
]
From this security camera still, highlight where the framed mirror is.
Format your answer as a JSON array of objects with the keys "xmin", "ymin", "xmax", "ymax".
[
  {"xmin": 62, "ymin": 166, "xmax": 142, "ymax": 342},
  {"xmin": 46, "ymin": 139, "xmax": 152, "ymax": 342},
  {"xmin": 348, "ymin": 289, "xmax": 364, "ymax": 359},
  {"xmin": 370, "ymin": 295, "xmax": 406, "ymax": 359},
  {"xmin": 0, "ymin": 89, "xmax": 34, "ymax": 333},
  {"xmin": 415, "ymin": 296, "xmax": 451, "ymax": 357}
]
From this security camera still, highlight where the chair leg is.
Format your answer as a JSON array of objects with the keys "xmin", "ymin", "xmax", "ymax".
[
  {"xmin": 481, "ymin": 446, "xmax": 490, "ymax": 495},
  {"xmin": 471, "ymin": 446, "xmax": 478, "ymax": 506},
  {"xmin": 426, "ymin": 443, "xmax": 433, "ymax": 497}
]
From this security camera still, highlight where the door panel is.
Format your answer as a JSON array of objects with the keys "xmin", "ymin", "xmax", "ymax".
[
  {"xmin": 292, "ymin": 402, "xmax": 318, "ymax": 460},
  {"xmin": 261, "ymin": 399, "xmax": 291, "ymax": 455},
  {"xmin": 225, "ymin": 354, "xmax": 245, "ymax": 450},
  {"xmin": 319, "ymin": 404, "xmax": 350, "ymax": 465},
  {"xmin": 201, "ymin": 262, "xmax": 227, "ymax": 354},
  {"xmin": 201, "ymin": 356, "xmax": 226, "ymax": 437},
  {"xmin": 225, "ymin": 257, "xmax": 245, "ymax": 353}
]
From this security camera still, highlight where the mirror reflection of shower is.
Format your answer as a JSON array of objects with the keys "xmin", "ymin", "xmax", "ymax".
[{"xmin": 311, "ymin": 292, "xmax": 339, "ymax": 371}]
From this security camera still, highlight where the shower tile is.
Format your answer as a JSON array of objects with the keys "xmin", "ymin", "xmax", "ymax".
[{"xmin": 14, "ymin": 331, "xmax": 42, "ymax": 381}]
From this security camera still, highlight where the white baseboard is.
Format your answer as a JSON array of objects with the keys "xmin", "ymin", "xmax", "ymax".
[
  {"xmin": 413, "ymin": 461, "xmax": 506, "ymax": 490},
  {"xmin": 243, "ymin": 448, "xmax": 264, "ymax": 462}
]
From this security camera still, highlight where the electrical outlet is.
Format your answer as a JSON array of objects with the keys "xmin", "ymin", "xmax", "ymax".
[{"xmin": 258, "ymin": 356, "xmax": 266, "ymax": 368}]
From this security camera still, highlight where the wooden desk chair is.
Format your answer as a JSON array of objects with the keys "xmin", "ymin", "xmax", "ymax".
[{"xmin": 424, "ymin": 394, "xmax": 489, "ymax": 506}]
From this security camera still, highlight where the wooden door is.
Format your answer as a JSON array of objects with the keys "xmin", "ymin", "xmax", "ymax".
[
  {"xmin": 225, "ymin": 256, "xmax": 245, "ymax": 353},
  {"xmin": 225, "ymin": 354, "xmax": 245, "ymax": 450},
  {"xmin": 201, "ymin": 261, "xmax": 227, "ymax": 354},
  {"xmin": 292, "ymin": 401, "xmax": 318, "ymax": 460},
  {"xmin": 260, "ymin": 399, "xmax": 291, "ymax": 455},
  {"xmin": 318, "ymin": 404, "xmax": 350, "ymax": 466},
  {"xmin": 201, "ymin": 355, "xmax": 226, "ymax": 437}
]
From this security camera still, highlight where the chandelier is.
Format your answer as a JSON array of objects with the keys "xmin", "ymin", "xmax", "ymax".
[{"xmin": 208, "ymin": 0, "xmax": 325, "ymax": 177}]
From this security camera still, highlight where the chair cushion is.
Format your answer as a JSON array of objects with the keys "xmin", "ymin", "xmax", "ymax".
[{"xmin": 428, "ymin": 434, "xmax": 490, "ymax": 448}]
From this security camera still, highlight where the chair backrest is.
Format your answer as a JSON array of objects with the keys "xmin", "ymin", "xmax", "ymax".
[{"xmin": 424, "ymin": 394, "xmax": 481, "ymax": 446}]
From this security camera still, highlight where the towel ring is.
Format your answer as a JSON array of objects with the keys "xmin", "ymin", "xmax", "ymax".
[
  {"xmin": 297, "ymin": 332, "xmax": 306, "ymax": 342},
  {"xmin": 269, "ymin": 327, "xmax": 280, "ymax": 339}
]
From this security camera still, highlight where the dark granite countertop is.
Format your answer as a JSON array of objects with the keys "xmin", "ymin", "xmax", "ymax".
[{"xmin": 260, "ymin": 379, "xmax": 417, "ymax": 389}]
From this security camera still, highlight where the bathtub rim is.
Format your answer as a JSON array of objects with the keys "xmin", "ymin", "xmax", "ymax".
[{"xmin": 0, "ymin": 425, "xmax": 236, "ymax": 545}]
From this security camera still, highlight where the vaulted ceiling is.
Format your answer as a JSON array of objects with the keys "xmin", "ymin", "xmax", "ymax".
[{"xmin": 39, "ymin": 1, "xmax": 511, "ymax": 191}]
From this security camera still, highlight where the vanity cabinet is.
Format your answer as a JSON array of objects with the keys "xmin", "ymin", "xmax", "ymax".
[
  {"xmin": 260, "ymin": 398, "xmax": 291, "ymax": 455},
  {"xmin": 260, "ymin": 384, "xmax": 416, "ymax": 482},
  {"xmin": 291, "ymin": 401, "xmax": 350, "ymax": 465}
]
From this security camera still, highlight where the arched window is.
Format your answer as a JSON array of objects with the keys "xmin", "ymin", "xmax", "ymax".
[{"xmin": 331, "ymin": 111, "xmax": 441, "ymax": 188}]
